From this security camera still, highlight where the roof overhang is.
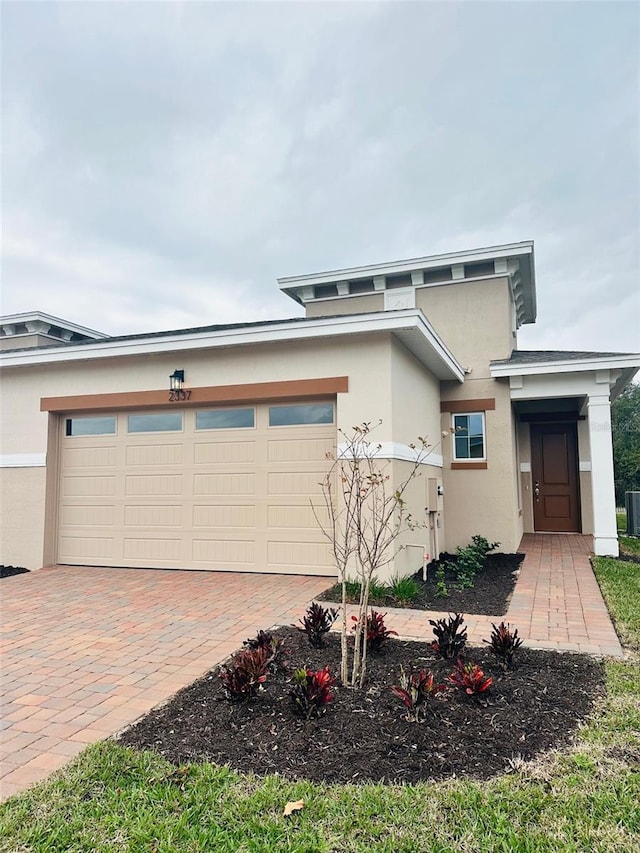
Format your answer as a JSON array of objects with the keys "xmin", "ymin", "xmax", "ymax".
[
  {"xmin": 0, "ymin": 311, "xmax": 107, "ymax": 339},
  {"xmin": 278, "ymin": 241, "xmax": 536, "ymax": 327},
  {"xmin": 491, "ymin": 354, "xmax": 640, "ymax": 399},
  {"xmin": 0, "ymin": 310, "xmax": 465, "ymax": 383}
]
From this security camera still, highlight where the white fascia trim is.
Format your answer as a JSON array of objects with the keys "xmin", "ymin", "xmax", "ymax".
[
  {"xmin": 0, "ymin": 310, "xmax": 465, "ymax": 382},
  {"xmin": 491, "ymin": 354, "xmax": 640, "ymax": 378},
  {"xmin": 0, "ymin": 311, "xmax": 107, "ymax": 339},
  {"xmin": 0, "ymin": 453, "xmax": 46, "ymax": 468},
  {"xmin": 337, "ymin": 441, "xmax": 443, "ymax": 467},
  {"xmin": 278, "ymin": 242, "xmax": 534, "ymax": 288}
]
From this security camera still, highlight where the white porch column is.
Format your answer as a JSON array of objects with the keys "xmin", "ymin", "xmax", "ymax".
[{"xmin": 587, "ymin": 392, "xmax": 619, "ymax": 556}]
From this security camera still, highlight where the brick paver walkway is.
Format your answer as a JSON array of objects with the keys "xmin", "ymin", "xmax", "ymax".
[
  {"xmin": 361, "ymin": 534, "xmax": 622, "ymax": 657},
  {"xmin": 0, "ymin": 568, "xmax": 329, "ymax": 800},
  {"xmin": 0, "ymin": 534, "xmax": 622, "ymax": 800}
]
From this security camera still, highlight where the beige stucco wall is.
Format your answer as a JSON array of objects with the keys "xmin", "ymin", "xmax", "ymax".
[
  {"xmin": 303, "ymin": 277, "xmax": 516, "ymax": 373},
  {"xmin": 0, "ymin": 335, "xmax": 393, "ymax": 456},
  {"xmin": 3, "ymin": 333, "xmax": 441, "ymax": 571},
  {"xmin": 416, "ymin": 278, "xmax": 513, "ymax": 376},
  {"xmin": 387, "ymin": 339, "xmax": 444, "ymax": 579},
  {"xmin": 389, "ymin": 460, "xmax": 444, "ymax": 580},
  {"xmin": 439, "ymin": 375, "xmax": 522, "ymax": 553},
  {"xmin": 0, "ymin": 334, "xmax": 54, "ymax": 351},
  {"xmin": 305, "ymin": 294, "xmax": 384, "ymax": 317},
  {"xmin": 390, "ymin": 338, "xmax": 441, "ymax": 447},
  {"xmin": 0, "ymin": 467, "xmax": 47, "ymax": 568}
]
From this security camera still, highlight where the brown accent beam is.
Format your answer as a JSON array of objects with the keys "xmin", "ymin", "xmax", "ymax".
[
  {"xmin": 41, "ymin": 376, "xmax": 349, "ymax": 413},
  {"xmin": 440, "ymin": 398, "xmax": 495, "ymax": 413},
  {"xmin": 451, "ymin": 462, "xmax": 488, "ymax": 470}
]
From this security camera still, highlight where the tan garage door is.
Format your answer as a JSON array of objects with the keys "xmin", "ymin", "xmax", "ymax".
[{"xmin": 56, "ymin": 401, "xmax": 336, "ymax": 574}]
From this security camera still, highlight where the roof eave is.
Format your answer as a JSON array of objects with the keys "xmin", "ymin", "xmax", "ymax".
[
  {"xmin": 277, "ymin": 241, "xmax": 535, "ymax": 288},
  {"xmin": 278, "ymin": 241, "xmax": 536, "ymax": 328},
  {"xmin": 490, "ymin": 354, "xmax": 640, "ymax": 378},
  {"xmin": 0, "ymin": 310, "xmax": 465, "ymax": 383},
  {"xmin": 0, "ymin": 311, "xmax": 107, "ymax": 339}
]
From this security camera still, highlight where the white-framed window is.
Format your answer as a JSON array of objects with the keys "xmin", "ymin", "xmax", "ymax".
[{"xmin": 452, "ymin": 412, "xmax": 486, "ymax": 461}]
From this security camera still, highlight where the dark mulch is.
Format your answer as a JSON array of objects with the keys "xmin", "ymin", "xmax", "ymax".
[
  {"xmin": 617, "ymin": 549, "xmax": 640, "ymax": 566},
  {"xmin": 318, "ymin": 552, "xmax": 525, "ymax": 616},
  {"xmin": 0, "ymin": 565, "xmax": 30, "ymax": 579},
  {"xmin": 119, "ymin": 626, "xmax": 604, "ymax": 785}
]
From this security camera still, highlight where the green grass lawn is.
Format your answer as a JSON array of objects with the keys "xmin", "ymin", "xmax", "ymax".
[
  {"xmin": 617, "ymin": 511, "xmax": 626, "ymax": 532},
  {"xmin": 593, "ymin": 555, "xmax": 640, "ymax": 651},
  {"xmin": 2, "ymin": 561, "xmax": 639, "ymax": 853}
]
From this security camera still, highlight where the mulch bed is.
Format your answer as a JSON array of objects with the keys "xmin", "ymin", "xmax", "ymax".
[
  {"xmin": 0, "ymin": 565, "xmax": 30, "ymax": 579},
  {"xmin": 119, "ymin": 626, "xmax": 604, "ymax": 785},
  {"xmin": 318, "ymin": 552, "xmax": 525, "ymax": 616},
  {"xmin": 617, "ymin": 549, "xmax": 640, "ymax": 566}
]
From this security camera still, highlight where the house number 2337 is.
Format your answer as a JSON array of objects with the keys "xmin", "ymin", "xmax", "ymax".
[{"xmin": 168, "ymin": 389, "xmax": 192, "ymax": 402}]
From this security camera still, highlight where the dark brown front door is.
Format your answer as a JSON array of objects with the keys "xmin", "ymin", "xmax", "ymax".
[{"xmin": 530, "ymin": 423, "xmax": 581, "ymax": 532}]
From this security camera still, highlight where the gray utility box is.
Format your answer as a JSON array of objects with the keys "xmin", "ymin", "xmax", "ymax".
[{"xmin": 625, "ymin": 492, "xmax": 640, "ymax": 535}]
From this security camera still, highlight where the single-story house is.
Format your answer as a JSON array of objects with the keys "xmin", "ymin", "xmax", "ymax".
[{"xmin": 1, "ymin": 241, "xmax": 638, "ymax": 580}]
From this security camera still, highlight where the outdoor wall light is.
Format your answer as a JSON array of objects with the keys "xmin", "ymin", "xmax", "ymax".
[{"xmin": 169, "ymin": 369, "xmax": 185, "ymax": 391}]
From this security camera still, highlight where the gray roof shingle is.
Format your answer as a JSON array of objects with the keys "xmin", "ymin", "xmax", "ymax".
[{"xmin": 490, "ymin": 349, "xmax": 634, "ymax": 366}]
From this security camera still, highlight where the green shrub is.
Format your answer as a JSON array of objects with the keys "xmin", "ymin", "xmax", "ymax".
[
  {"xmin": 450, "ymin": 535, "xmax": 500, "ymax": 591},
  {"xmin": 434, "ymin": 564, "xmax": 448, "ymax": 598},
  {"xmin": 368, "ymin": 576, "xmax": 389, "ymax": 602},
  {"xmin": 389, "ymin": 575, "xmax": 420, "ymax": 605},
  {"xmin": 342, "ymin": 577, "xmax": 362, "ymax": 602}
]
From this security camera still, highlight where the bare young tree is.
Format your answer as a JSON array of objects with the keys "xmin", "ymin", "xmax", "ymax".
[{"xmin": 313, "ymin": 422, "xmax": 437, "ymax": 689}]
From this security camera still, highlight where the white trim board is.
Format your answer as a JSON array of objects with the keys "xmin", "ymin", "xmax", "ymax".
[
  {"xmin": 0, "ymin": 310, "xmax": 465, "ymax": 383},
  {"xmin": 0, "ymin": 311, "xmax": 106, "ymax": 339},
  {"xmin": 0, "ymin": 453, "xmax": 46, "ymax": 468},
  {"xmin": 337, "ymin": 442, "xmax": 443, "ymax": 468},
  {"xmin": 278, "ymin": 242, "xmax": 534, "ymax": 288},
  {"xmin": 491, "ymin": 354, "xmax": 640, "ymax": 378},
  {"xmin": 521, "ymin": 460, "xmax": 592, "ymax": 473}
]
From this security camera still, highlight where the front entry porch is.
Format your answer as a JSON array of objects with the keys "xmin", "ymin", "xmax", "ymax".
[
  {"xmin": 490, "ymin": 349, "xmax": 640, "ymax": 558},
  {"xmin": 510, "ymin": 377, "xmax": 621, "ymax": 556}
]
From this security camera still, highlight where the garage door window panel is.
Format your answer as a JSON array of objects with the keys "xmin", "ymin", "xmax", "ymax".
[
  {"xmin": 65, "ymin": 416, "xmax": 116, "ymax": 436},
  {"xmin": 196, "ymin": 408, "xmax": 255, "ymax": 430},
  {"xmin": 268, "ymin": 403, "xmax": 334, "ymax": 427},
  {"xmin": 128, "ymin": 413, "xmax": 183, "ymax": 433}
]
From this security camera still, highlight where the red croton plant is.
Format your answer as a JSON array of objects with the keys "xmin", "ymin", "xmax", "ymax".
[
  {"xmin": 290, "ymin": 665, "xmax": 337, "ymax": 720},
  {"xmin": 447, "ymin": 657, "xmax": 493, "ymax": 695},
  {"xmin": 351, "ymin": 609, "xmax": 398, "ymax": 653},
  {"xmin": 391, "ymin": 665, "xmax": 446, "ymax": 722}
]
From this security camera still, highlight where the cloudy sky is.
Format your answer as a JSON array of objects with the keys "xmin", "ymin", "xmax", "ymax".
[{"xmin": 2, "ymin": 1, "xmax": 639, "ymax": 352}]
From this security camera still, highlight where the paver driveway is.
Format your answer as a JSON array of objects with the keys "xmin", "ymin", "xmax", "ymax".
[
  {"xmin": 0, "ymin": 567, "xmax": 330, "ymax": 799},
  {"xmin": 0, "ymin": 534, "xmax": 622, "ymax": 800}
]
